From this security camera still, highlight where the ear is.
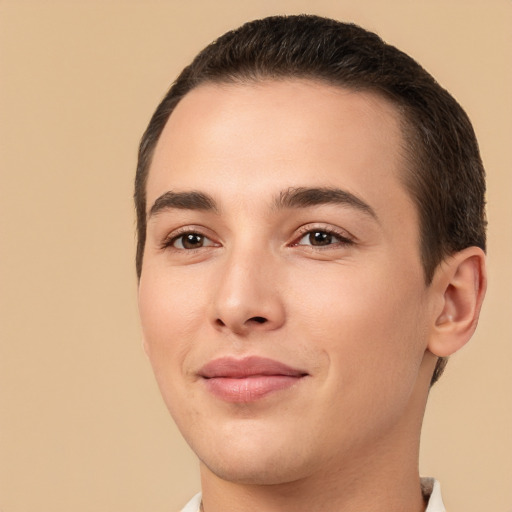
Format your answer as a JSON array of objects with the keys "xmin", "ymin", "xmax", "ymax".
[{"xmin": 428, "ymin": 247, "xmax": 487, "ymax": 357}]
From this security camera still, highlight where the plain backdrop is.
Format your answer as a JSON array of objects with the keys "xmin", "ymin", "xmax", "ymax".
[{"xmin": 1, "ymin": 1, "xmax": 511, "ymax": 511}]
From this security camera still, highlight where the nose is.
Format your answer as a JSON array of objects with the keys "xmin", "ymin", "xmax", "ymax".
[{"xmin": 210, "ymin": 245, "xmax": 286, "ymax": 335}]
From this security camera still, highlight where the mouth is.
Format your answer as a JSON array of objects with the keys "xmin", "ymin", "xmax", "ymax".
[{"xmin": 198, "ymin": 356, "xmax": 309, "ymax": 403}]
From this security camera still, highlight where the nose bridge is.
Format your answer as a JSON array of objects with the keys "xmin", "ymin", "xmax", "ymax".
[{"xmin": 211, "ymin": 236, "xmax": 284, "ymax": 334}]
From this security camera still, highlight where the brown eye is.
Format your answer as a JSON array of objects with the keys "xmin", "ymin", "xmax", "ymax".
[
  {"xmin": 295, "ymin": 229, "xmax": 353, "ymax": 248},
  {"xmin": 308, "ymin": 231, "xmax": 333, "ymax": 246},
  {"xmin": 173, "ymin": 233, "xmax": 212, "ymax": 249},
  {"xmin": 298, "ymin": 230, "xmax": 335, "ymax": 246}
]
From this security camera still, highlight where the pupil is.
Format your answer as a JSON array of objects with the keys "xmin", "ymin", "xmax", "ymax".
[
  {"xmin": 183, "ymin": 233, "xmax": 203, "ymax": 249},
  {"xmin": 310, "ymin": 231, "xmax": 331, "ymax": 245}
]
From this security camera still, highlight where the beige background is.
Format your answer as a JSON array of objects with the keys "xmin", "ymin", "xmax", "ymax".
[{"xmin": 0, "ymin": 1, "xmax": 510, "ymax": 511}]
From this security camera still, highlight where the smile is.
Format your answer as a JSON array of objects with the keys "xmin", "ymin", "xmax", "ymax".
[{"xmin": 198, "ymin": 356, "xmax": 308, "ymax": 403}]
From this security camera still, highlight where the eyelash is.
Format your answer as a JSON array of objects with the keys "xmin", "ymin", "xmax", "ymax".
[
  {"xmin": 160, "ymin": 227, "xmax": 218, "ymax": 251},
  {"xmin": 292, "ymin": 225, "xmax": 354, "ymax": 248},
  {"xmin": 160, "ymin": 225, "xmax": 354, "ymax": 252}
]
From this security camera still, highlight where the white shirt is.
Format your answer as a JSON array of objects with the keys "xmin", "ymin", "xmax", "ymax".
[{"xmin": 180, "ymin": 477, "xmax": 446, "ymax": 512}]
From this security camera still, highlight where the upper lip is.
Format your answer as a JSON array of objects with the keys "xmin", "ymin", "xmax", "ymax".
[{"xmin": 199, "ymin": 356, "xmax": 308, "ymax": 379}]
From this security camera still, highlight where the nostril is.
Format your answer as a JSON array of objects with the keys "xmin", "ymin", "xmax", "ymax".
[
  {"xmin": 250, "ymin": 316, "xmax": 267, "ymax": 324},
  {"xmin": 214, "ymin": 316, "xmax": 268, "ymax": 330}
]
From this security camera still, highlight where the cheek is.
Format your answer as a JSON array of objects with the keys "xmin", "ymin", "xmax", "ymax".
[
  {"xmin": 138, "ymin": 270, "xmax": 204, "ymax": 375},
  {"xmin": 138, "ymin": 271, "xmax": 208, "ymax": 429},
  {"xmin": 292, "ymin": 263, "xmax": 428, "ymax": 389}
]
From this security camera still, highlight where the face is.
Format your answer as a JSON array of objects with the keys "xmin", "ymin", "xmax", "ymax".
[{"xmin": 138, "ymin": 80, "xmax": 435, "ymax": 485}]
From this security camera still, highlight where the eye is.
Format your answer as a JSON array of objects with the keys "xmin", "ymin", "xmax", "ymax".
[
  {"xmin": 295, "ymin": 228, "xmax": 353, "ymax": 247},
  {"xmin": 170, "ymin": 232, "xmax": 216, "ymax": 250},
  {"xmin": 299, "ymin": 230, "xmax": 335, "ymax": 246}
]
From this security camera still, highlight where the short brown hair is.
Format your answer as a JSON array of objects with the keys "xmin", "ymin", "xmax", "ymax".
[{"xmin": 134, "ymin": 15, "xmax": 486, "ymax": 384}]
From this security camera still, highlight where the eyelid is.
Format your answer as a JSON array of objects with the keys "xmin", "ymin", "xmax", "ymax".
[
  {"xmin": 160, "ymin": 225, "xmax": 220, "ymax": 250},
  {"xmin": 291, "ymin": 224, "xmax": 356, "ymax": 247}
]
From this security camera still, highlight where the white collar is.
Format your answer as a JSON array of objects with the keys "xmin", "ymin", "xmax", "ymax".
[
  {"xmin": 180, "ymin": 492, "xmax": 201, "ymax": 512},
  {"xmin": 422, "ymin": 478, "xmax": 446, "ymax": 512}
]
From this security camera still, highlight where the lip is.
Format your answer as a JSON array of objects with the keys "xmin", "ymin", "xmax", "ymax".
[{"xmin": 198, "ymin": 356, "xmax": 308, "ymax": 403}]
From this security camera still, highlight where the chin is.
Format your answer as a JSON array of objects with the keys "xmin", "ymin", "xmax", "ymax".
[
  {"xmin": 200, "ymin": 451, "xmax": 311, "ymax": 486},
  {"xmin": 192, "ymin": 424, "xmax": 322, "ymax": 486}
]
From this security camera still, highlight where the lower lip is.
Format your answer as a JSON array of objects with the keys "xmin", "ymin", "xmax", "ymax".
[{"xmin": 203, "ymin": 375, "xmax": 303, "ymax": 403}]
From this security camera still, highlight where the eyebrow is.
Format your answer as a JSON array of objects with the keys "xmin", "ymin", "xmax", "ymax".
[
  {"xmin": 275, "ymin": 187, "xmax": 377, "ymax": 220},
  {"xmin": 148, "ymin": 191, "xmax": 218, "ymax": 219},
  {"xmin": 147, "ymin": 186, "xmax": 377, "ymax": 221}
]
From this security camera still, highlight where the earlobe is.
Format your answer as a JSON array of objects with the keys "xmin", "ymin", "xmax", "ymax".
[{"xmin": 428, "ymin": 247, "xmax": 487, "ymax": 357}]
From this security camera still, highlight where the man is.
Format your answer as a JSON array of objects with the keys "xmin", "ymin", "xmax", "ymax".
[{"xmin": 135, "ymin": 15, "xmax": 486, "ymax": 512}]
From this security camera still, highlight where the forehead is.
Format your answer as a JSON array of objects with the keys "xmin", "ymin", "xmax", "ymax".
[{"xmin": 147, "ymin": 79, "xmax": 415, "ymax": 226}]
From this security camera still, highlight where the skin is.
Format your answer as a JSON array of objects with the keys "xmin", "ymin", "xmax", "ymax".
[{"xmin": 138, "ymin": 80, "xmax": 486, "ymax": 511}]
